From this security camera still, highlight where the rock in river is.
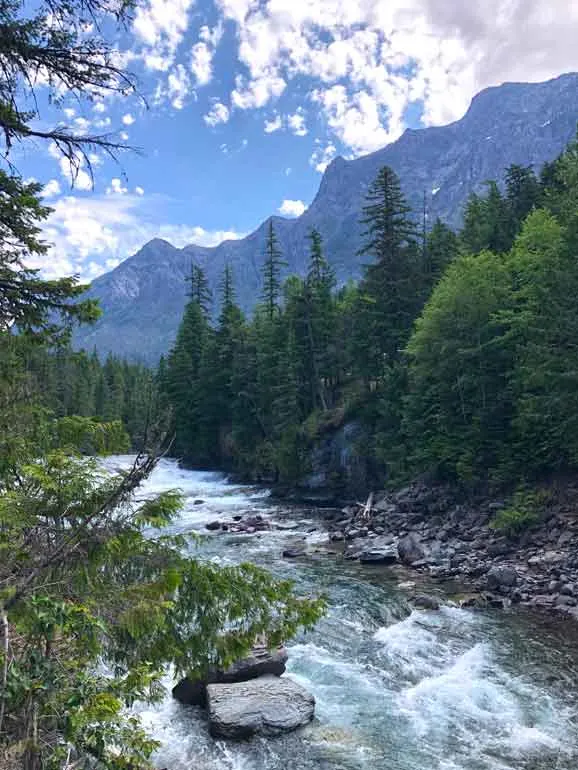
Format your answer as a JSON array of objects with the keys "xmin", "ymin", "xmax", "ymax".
[
  {"xmin": 207, "ymin": 675, "xmax": 315, "ymax": 739},
  {"xmin": 173, "ymin": 646, "xmax": 288, "ymax": 706},
  {"xmin": 358, "ymin": 544, "xmax": 398, "ymax": 565}
]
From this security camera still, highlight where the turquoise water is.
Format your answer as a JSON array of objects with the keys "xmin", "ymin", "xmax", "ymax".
[{"xmin": 108, "ymin": 457, "xmax": 578, "ymax": 770}]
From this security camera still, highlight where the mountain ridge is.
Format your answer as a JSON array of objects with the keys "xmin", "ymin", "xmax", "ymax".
[{"xmin": 75, "ymin": 72, "xmax": 578, "ymax": 362}]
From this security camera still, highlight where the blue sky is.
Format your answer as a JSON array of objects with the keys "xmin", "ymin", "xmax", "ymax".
[{"xmin": 18, "ymin": 0, "xmax": 578, "ymax": 280}]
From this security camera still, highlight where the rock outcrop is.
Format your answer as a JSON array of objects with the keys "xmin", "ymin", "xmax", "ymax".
[
  {"xmin": 207, "ymin": 675, "xmax": 315, "ymax": 739},
  {"xmin": 172, "ymin": 646, "xmax": 288, "ymax": 707}
]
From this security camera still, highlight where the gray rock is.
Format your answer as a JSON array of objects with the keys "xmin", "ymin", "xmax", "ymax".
[
  {"xmin": 205, "ymin": 520, "xmax": 222, "ymax": 531},
  {"xmin": 358, "ymin": 545, "xmax": 398, "ymax": 565},
  {"xmin": 207, "ymin": 675, "xmax": 315, "ymax": 739},
  {"xmin": 411, "ymin": 594, "xmax": 441, "ymax": 610},
  {"xmin": 398, "ymin": 533, "xmax": 426, "ymax": 565},
  {"xmin": 283, "ymin": 548, "xmax": 306, "ymax": 558},
  {"xmin": 486, "ymin": 565, "xmax": 518, "ymax": 590},
  {"xmin": 172, "ymin": 646, "xmax": 288, "ymax": 707}
]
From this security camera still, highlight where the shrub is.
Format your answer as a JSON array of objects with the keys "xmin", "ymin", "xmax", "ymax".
[{"xmin": 490, "ymin": 488, "xmax": 548, "ymax": 536}]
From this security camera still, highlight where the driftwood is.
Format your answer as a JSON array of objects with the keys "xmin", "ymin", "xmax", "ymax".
[{"xmin": 354, "ymin": 492, "xmax": 374, "ymax": 524}]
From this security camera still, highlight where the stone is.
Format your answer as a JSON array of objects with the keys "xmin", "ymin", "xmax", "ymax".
[
  {"xmin": 329, "ymin": 531, "xmax": 345, "ymax": 542},
  {"xmin": 282, "ymin": 548, "xmax": 306, "ymax": 559},
  {"xmin": 411, "ymin": 594, "xmax": 441, "ymax": 610},
  {"xmin": 172, "ymin": 677, "xmax": 206, "ymax": 706},
  {"xmin": 397, "ymin": 533, "xmax": 426, "ymax": 565},
  {"xmin": 358, "ymin": 545, "xmax": 398, "ymax": 565},
  {"xmin": 207, "ymin": 675, "xmax": 315, "ymax": 739},
  {"xmin": 205, "ymin": 520, "xmax": 222, "ymax": 531},
  {"xmin": 561, "ymin": 583, "xmax": 575, "ymax": 596},
  {"xmin": 486, "ymin": 565, "xmax": 518, "ymax": 590},
  {"xmin": 194, "ymin": 499, "xmax": 205, "ymax": 505},
  {"xmin": 172, "ymin": 646, "xmax": 288, "ymax": 707}
]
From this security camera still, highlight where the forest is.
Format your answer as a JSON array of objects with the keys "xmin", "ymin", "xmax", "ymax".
[
  {"xmin": 3, "ymin": 0, "xmax": 578, "ymax": 766},
  {"xmin": 163, "ymin": 138, "xmax": 578, "ymax": 493},
  {"xmin": 0, "ymin": 1, "xmax": 324, "ymax": 768}
]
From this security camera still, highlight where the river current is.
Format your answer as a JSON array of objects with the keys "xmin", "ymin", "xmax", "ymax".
[{"xmin": 108, "ymin": 457, "xmax": 578, "ymax": 770}]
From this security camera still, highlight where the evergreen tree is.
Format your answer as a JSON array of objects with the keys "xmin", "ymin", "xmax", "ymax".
[
  {"xmin": 261, "ymin": 219, "xmax": 286, "ymax": 320},
  {"xmin": 424, "ymin": 218, "xmax": 460, "ymax": 286},
  {"xmin": 505, "ymin": 164, "xmax": 541, "ymax": 231},
  {"xmin": 356, "ymin": 166, "xmax": 420, "ymax": 377}
]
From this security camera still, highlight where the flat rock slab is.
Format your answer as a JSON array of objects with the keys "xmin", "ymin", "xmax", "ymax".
[
  {"xmin": 207, "ymin": 675, "xmax": 315, "ymax": 739},
  {"xmin": 173, "ymin": 646, "xmax": 288, "ymax": 707}
]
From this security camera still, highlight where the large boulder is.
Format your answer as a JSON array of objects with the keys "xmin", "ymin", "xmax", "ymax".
[
  {"xmin": 398, "ymin": 533, "xmax": 426, "ymax": 565},
  {"xmin": 486, "ymin": 565, "xmax": 518, "ymax": 590},
  {"xmin": 172, "ymin": 646, "xmax": 288, "ymax": 707},
  {"xmin": 358, "ymin": 544, "xmax": 398, "ymax": 565},
  {"xmin": 207, "ymin": 675, "xmax": 315, "ymax": 739}
]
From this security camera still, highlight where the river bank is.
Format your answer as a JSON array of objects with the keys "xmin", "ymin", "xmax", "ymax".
[
  {"xmin": 116, "ymin": 456, "xmax": 578, "ymax": 770},
  {"xmin": 315, "ymin": 478, "xmax": 578, "ymax": 621}
]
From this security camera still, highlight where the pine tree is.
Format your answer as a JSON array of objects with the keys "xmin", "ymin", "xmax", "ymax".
[
  {"xmin": 261, "ymin": 219, "xmax": 286, "ymax": 320},
  {"xmin": 505, "ymin": 165, "xmax": 541, "ymax": 232},
  {"xmin": 356, "ymin": 166, "xmax": 420, "ymax": 376},
  {"xmin": 425, "ymin": 218, "xmax": 460, "ymax": 286}
]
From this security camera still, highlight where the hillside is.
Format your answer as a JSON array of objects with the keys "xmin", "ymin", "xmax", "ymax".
[{"xmin": 75, "ymin": 73, "xmax": 578, "ymax": 362}]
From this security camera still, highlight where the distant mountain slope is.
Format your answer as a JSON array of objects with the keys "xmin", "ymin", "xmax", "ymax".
[{"xmin": 75, "ymin": 73, "xmax": 578, "ymax": 362}]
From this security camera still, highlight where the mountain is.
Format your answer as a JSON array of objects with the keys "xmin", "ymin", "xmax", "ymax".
[{"xmin": 75, "ymin": 73, "xmax": 578, "ymax": 362}]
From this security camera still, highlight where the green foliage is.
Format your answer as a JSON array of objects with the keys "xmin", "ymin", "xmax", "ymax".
[
  {"xmin": 405, "ymin": 250, "xmax": 514, "ymax": 481},
  {"xmin": 490, "ymin": 488, "xmax": 547, "ymax": 536},
  {"xmin": 1, "ymin": 118, "xmax": 324, "ymax": 770}
]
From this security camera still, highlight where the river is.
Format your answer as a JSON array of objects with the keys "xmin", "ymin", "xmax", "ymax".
[{"xmin": 109, "ymin": 457, "xmax": 578, "ymax": 770}]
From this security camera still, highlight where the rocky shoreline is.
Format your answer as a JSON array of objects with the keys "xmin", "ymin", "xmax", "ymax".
[{"xmin": 321, "ymin": 479, "xmax": 578, "ymax": 621}]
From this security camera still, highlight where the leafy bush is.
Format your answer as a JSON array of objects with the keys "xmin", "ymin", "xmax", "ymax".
[{"xmin": 490, "ymin": 488, "xmax": 548, "ymax": 536}]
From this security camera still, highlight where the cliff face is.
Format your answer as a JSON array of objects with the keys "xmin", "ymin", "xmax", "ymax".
[{"xmin": 74, "ymin": 73, "xmax": 578, "ymax": 362}]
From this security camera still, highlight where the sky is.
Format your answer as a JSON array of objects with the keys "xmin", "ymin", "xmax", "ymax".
[{"xmin": 17, "ymin": 0, "xmax": 578, "ymax": 281}]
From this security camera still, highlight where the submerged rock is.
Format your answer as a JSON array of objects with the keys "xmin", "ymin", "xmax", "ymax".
[
  {"xmin": 283, "ymin": 548, "xmax": 306, "ymax": 558},
  {"xmin": 172, "ymin": 646, "xmax": 288, "ymax": 707},
  {"xmin": 207, "ymin": 675, "xmax": 315, "ymax": 739},
  {"xmin": 411, "ymin": 594, "xmax": 441, "ymax": 611}
]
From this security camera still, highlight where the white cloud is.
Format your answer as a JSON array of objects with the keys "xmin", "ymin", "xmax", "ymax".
[
  {"xmin": 309, "ymin": 142, "xmax": 337, "ymax": 173},
  {"xmin": 203, "ymin": 101, "xmax": 230, "ymax": 126},
  {"xmin": 278, "ymin": 199, "xmax": 306, "ymax": 217},
  {"xmin": 264, "ymin": 114, "xmax": 283, "ymax": 133},
  {"xmin": 119, "ymin": 131, "xmax": 129, "ymax": 141},
  {"xmin": 287, "ymin": 108, "xmax": 308, "ymax": 136},
  {"xmin": 231, "ymin": 73, "xmax": 286, "ymax": 109},
  {"xmin": 122, "ymin": 113, "xmax": 135, "ymax": 125},
  {"xmin": 33, "ymin": 193, "xmax": 247, "ymax": 281},
  {"xmin": 73, "ymin": 116, "xmax": 91, "ymax": 134},
  {"xmin": 63, "ymin": 107, "xmax": 76, "ymax": 119},
  {"xmin": 93, "ymin": 101, "xmax": 107, "ymax": 113},
  {"xmin": 212, "ymin": 0, "xmax": 578, "ymax": 156},
  {"xmin": 51, "ymin": 144, "xmax": 93, "ymax": 191},
  {"xmin": 107, "ymin": 178, "xmax": 128, "ymax": 195},
  {"xmin": 42, "ymin": 179, "xmax": 61, "ymax": 198},
  {"xmin": 132, "ymin": 0, "xmax": 197, "ymax": 71},
  {"xmin": 135, "ymin": 186, "xmax": 145, "ymax": 195},
  {"xmin": 167, "ymin": 63, "xmax": 191, "ymax": 108},
  {"xmin": 312, "ymin": 85, "xmax": 400, "ymax": 154},
  {"xmin": 190, "ymin": 41, "xmax": 213, "ymax": 86}
]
